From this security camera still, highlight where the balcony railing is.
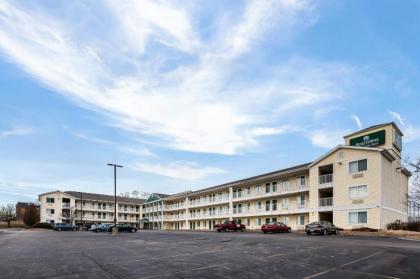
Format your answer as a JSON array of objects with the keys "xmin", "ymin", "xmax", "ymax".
[
  {"xmin": 62, "ymin": 203, "xmax": 71, "ymax": 209},
  {"xmin": 319, "ymin": 197, "xmax": 333, "ymax": 207},
  {"xmin": 319, "ymin": 174, "xmax": 333, "ymax": 186}
]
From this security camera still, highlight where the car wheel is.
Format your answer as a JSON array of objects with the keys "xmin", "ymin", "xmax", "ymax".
[
  {"xmin": 58, "ymin": 228, "xmax": 62, "ymax": 231},
  {"xmin": 288, "ymin": 228, "xmax": 291, "ymax": 233},
  {"xmin": 263, "ymin": 231, "xmax": 267, "ymax": 234},
  {"xmin": 306, "ymin": 231, "xmax": 311, "ymax": 235},
  {"xmin": 73, "ymin": 228, "xmax": 77, "ymax": 231},
  {"xmin": 241, "ymin": 228, "xmax": 244, "ymax": 232},
  {"xmin": 334, "ymin": 229, "xmax": 338, "ymax": 235},
  {"xmin": 131, "ymin": 229, "xmax": 136, "ymax": 233},
  {"xmin": 321, "ymin": 229, "xmax": 326, "ymax": 235}
]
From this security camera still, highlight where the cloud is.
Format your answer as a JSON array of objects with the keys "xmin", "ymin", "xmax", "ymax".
[
  {"xmin": 388, "ymin": 110, "xmax": 420, "ymax": 142},
  {"xmin": 134, "ymin": 161, "xmax": 226, "ymax": 181},
  {"xmin": 73, "ymin": 131, "xmax": 156, "ymax": 157},
  {"xmin": 250, "ymin": 126, "xmax": 299, "ymax": 137},
  {"xmin": 0, "ymin": 1, "xmax": 356, "ymax": 155},
  {"xmin": 0, "ymin": 126, "xmax": 33, "ymax": 139},
  {"xmin": 352, "ymin": 114, "xmax": 362, "ymax": 129},
  {"xmin": 309, "ymin": 129, "xmax": 345, "ymax": 149}
]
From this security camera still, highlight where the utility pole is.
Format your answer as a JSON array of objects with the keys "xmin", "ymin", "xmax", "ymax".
[{"xmin": 107, "ymin": 163, "xmax": 123, "ymax": 235}]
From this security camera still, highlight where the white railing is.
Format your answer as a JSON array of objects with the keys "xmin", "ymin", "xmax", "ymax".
[
  {"xmin": 62, "ymin": 203, "xmax": 71, "ymax": 209},
  {"xmin": 319, "ymin": 174, "xmax": 333, "ymax": 185},
  {"xmin": 319, "ymin": 197, "xmax": 333, "ymax": 207}
]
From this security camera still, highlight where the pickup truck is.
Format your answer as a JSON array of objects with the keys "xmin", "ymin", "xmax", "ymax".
[{"xmin": 215, "ymin": 221, "xmax": 246, "ymax": 232}]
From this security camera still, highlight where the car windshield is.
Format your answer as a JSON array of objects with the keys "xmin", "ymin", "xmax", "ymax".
[
  {"xmin": 309, "ymin": 222, "xmax": 321, "ymax": 225},
  {"xmin": 269, "ymin": 222, "xmax": 277, "ymax": 225}
]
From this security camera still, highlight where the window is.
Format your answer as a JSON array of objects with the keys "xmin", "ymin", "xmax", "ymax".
[
  {"xmin": 272, "ymin": 182, "xmax": 277, "ymax": 192},
  {"xmin": 349, "ymin": 185, "xmax": 368, "ymax": 199},
  {"xmin": 349, "ymin": 211, "xmax": 367, "ymax": 224},
  {"xmin": 46, "ymin": 197, "xmax": 55, "ymax": 203},
  {"xmin": 272, "ymin": 200, "xmax": 277, "ymax": 211},
  {"xmin": 82, "ymin": 201, "xmax": 85, "ymax": 206},
  {"xmin": 233, "ymin": 190, "xmax": 237, "ymax": 198},
  {"xmin": 282, "ymin": 216, "xmax": 289, "ymax": 225},
  {"xmin": 103, "ymin": 204, "xmax": 107, "ymax": 210},
  {"xmin": 297, "ymin": 215, "xmax": 305, "ymax": 225},
  {"xmin": 124, "ymin": 214, "xmax": 128, "ymax": 220},
  {"xmin": 246, "ymin": 218, "xmax": 250, "ymax": 226},
  {"xmin": 265, "ymin": 201, "xmax": 270, "ymax": 211},
  {"xmin": 103, "ymin": 213, "xmax": 106, "ymax": 218},
  {"xmin": 282, "ymin": 198, "xmax": 289, "ymax": 209},
  {"xmin": 233, "ymin": 205, "xmax": 237, "ymax": 214},
  {"xmin": 272, "ymin": 217, "xmax": 277, "ymax": 222},
  {"xmin": 46, "ymin": 209, "xmax": 54, "ymax": 214},
  {"xmin": 349, "ymin": 159, "xmax": 367, "ymax": 173},
  {"xmin": 265, "ymin": 183, "xmax": 270, "ymax": 193},
  {"xmin": 297, "ymin": 196, "xmax": 305, "ymax": 206},
  {"xmin": 265, "ymin": 218, "xmax": 270, "ymax": 224},
  {"xmin": 257, "ymin": 201, "xmax": 262, "ymax": 210},
  {"xmin": 256, "ymin": 185, "xmax": 261, "ymax": 194},
  {"xmin": 281, "ymin": 180, "xmax": 290, "ymax": 191},
  {"xmin": 297, "ymin": 176, "xmax": 306, "ymax": 187},
  {"xmin": 246, "ymin": 187, "xmax": 251, "ymax": 195},
  {"xmin": 98, "ymin": 213, "xmax": 101, "ymax": 218},
  {"xmin": 247, "ymin": 203, "xmax": 251, "ymax": 211},
  {"xmin": 237, "ymin": 204, "xmax": 242, "ymax": 213},
  {"xmin": 256, "ymin": 218, "xmax": 261, "ymax": 226},
  {"xmin": 237, "ymin": 189, "xmax": 242, "ymax": 198},
  {"xmin": 124, "ymin": 205, "xmax": 127, "ymax": 211}
]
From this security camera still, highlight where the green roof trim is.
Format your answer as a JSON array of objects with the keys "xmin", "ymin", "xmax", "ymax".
[{"xmin": 145, "ymin": 194, "xmax": 161, "ymax": 203}]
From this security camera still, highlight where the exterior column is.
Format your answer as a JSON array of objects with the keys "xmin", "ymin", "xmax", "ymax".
[
  {"xmin": 185, "ymin": 197, "xmax": 189, "ymax": 230},
  {"xmin": 161, "ymin": 201, "xmax": 164, "ymax": 230},
  {"xmin": 229, "ymin": 186, "xmax": 233, "ymax": 221}
]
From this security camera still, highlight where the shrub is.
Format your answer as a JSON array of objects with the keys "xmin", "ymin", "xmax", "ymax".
[
  {"xmin": 32, "ymin": 222, "xmax": 52, "ymax": 229},
  {"xmin": 387, "ymin": 221, "xmax": 420, "ymax": 232},
  {"xmin": 351, "ymin": 227, "xmax": 378, "ymax": 232}
]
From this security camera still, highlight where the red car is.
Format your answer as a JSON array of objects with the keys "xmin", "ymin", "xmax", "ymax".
[
  {"xmin": 261, "ymin": 222, "xmax": 291, "ymax": 233},
  {"xmin": 215, "ymin": 221, "xmax": 246, "ymax": 232}
]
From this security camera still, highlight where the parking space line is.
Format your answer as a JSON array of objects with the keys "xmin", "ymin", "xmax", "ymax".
[
  {"xmin": 303, "ymin": 251, "xmax": 391, "ymax": 279},
  {"xmin": 139, "ymin": 263, "xmax": 230, "ymax": 279}
]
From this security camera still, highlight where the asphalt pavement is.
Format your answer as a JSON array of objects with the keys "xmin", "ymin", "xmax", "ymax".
[{"xmin": 0, "ymin": 229, "xmax": 419, "ymax": 278}]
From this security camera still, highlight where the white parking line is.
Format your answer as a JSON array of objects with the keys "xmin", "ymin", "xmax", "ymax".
[{"xmin": 302, "ymin": 250, "xmax": 394, "ymax": 279}]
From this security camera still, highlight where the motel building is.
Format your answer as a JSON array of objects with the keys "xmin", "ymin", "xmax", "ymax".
[
  {"xmin": 39, "ymin": 191, "xmax": 145, "ymax": 227},
  {"xmin": 39, "ymin": 122, "xmax": 410, "ymax": 231}
]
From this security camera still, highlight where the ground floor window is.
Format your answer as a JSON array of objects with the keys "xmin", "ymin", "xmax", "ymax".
[
  {"xmin": 265, "ymin": 218, "xmax": 270, "ymax": 224},
  {"xmin": 246, "ymin": 218, "xmax": 250, "ymax": 226},
  {"xmin": 272, "ymin": 217, "xmax": 277, "ymax": 222},
  {"xmin": 349, "ymin": 211, "xmax": 367, "ymax": 224},
  {"xmin": 297, "ymin": 215, "xmax": 305, "ymax": 225},
  {"xmin": 256, "ymin": 218, "xmax": 261, "ymax": 226}
]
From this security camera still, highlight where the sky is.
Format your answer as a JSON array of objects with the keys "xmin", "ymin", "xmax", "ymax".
[{"xmin": 1, "ymin": 0, "xmax": 420, "ymax": 205}]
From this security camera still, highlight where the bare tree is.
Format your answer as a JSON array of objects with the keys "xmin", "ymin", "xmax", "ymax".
[
  {"xmin": 22, "ymin": 204, "xmax": 40, "ymax": 227},
  {"xmin": 405, "ymin": 157, "xmax": 420, "ymax": 203},
  {"xmin": 0, "ymin": 204, "xmax": 16, "ymax": 228},
  {"xmin": 60, "ymin": 206, "xmax": 77, "ymax": 224}
]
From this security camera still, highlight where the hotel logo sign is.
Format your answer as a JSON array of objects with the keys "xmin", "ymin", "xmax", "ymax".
[{"xmin": 350, "ymin": 130, "xmax": 385, "ymax": 147}]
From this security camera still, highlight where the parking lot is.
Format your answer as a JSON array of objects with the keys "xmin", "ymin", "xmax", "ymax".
[{"xmin": 1, "ymin": 229, "xmax": 419, "ymax": 279}]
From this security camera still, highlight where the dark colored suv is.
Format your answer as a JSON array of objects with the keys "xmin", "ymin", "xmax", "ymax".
[
  {"xmin": 108, "ymin": 224, "xmax": 137, "ymax": 233},
  {"xmin": 53, "ymin": 223, "xmax": 78, "ymax": 231},
  {"xmin": 305, "ymin": 221, "xmax": 338, "ymax": 235}
]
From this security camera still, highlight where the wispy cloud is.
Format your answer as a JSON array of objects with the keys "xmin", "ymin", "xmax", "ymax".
[
  {"xmin": 352, "ymin": 114, "xmax": 362, "ymax": 129},
  {"xmin": 0, "ymin": 0, "xmax": 356, "ymax": 155},
  {"xmin": 388, "ymin": 110, "xmax": 420, "ymax": 142},
  {"xmin": 134, "ymin": 161, "xmax": 226, "ymax": 181},
  {"xmin": 0, "ymin": 126, "xmax": 33, "ymax": 139}
]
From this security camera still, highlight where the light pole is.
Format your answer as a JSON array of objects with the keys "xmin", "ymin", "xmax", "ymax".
[
  {"xmin": 80, "ymin": 191, "xmax": 83, "ymax": 228},
  {"xmin": 107, "ymin": 163, "xmax": 123, "ymax": 234}
]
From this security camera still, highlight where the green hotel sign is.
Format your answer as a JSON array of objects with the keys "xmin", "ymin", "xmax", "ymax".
[{"xmin": 350, "ymin": 130, "xmax": 386, "ymax": 147}]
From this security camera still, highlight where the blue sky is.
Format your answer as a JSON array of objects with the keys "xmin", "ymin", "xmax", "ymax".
[{"xmin": 1, "ymin": 0, "xmax": 420, "ymax": 204}]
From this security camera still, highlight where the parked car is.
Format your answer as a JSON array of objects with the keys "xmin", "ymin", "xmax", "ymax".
[
  {"xmin": 53, "ymin": 223, "xmax": 79, "ymax": 231},
  {"xmin": 305, "ymin": 221, "xmax": 338, "ymax": 235},
  {"xmin": 215, "ymin": 221, "xmax": 246, "ymax": 232},
  {"xmin": 261, "ymin": 222, "xmax": 291, "ymax": 233},
  {"xmin": 107, "ymin": 224, "xmax": 137, "ymax": 233},
  {"xmin": 92, "ymin": 224, "xmax": 112, "ymax": 232}
]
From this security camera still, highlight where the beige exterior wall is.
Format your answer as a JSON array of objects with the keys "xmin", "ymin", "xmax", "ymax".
[{"xmin": 39, "ymin": 191, "xmax": 142, "ymax": 225}]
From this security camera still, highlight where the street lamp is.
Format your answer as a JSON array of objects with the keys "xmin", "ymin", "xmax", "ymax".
[
  {"xmin": 107, "ymin": 163, "xmax": 123, "ymax": 233},
  {"xmin": 80, "ymin": 191, "xmax": 83, "ymax": 228}
]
